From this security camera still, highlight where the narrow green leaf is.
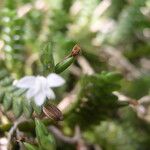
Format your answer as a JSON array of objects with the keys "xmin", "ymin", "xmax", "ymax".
[
  {"xmin": 40, "ymin": 42, "xmax": 55, "ymax": 74},
  {"xmin": 31, "ymin": 101, "xmax": 42, "ymax": 115},
  {"xmin": 35, "ymin": 119, "xmax": 48, "ymax": 136},
  {"xmin": 105, "ymin": 72, "xmax": 123, "ymax": 82},
  {"xmin": 3, "ymin": 95, "xmax": 12, "ymax": 111},
  {"xmin": 35, "ymin": 119, "xmax": 56, "ymax": 150},
  {"xmin": 23, "ymin": 99, "xmax": 33, "ymax": 118},
  {"xmin": 13, "ymin": 97, "xmax": 23, "ymax": 117}
]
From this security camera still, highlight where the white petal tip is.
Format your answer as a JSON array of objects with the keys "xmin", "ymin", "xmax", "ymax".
[
  {"xmin": 34, "ymin": 92, "xmax": 46, "ymax": 106},
  {"xmin": 14, "ymin": 76, "xmax": 36, "ymax": 88},
  {"xmin": 35, "ymin": 102, "xmax": 43, "ymax": 106},
  {"xmin": 47, "ymin": 73, "xmax": 66, "ymax": 87}
]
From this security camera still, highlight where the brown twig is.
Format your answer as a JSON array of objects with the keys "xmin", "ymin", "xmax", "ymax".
[
  {"xmin": 48, "ymin": 125, "xmax": 81, "ymax": 144},
  {"xmin": 7, "ymin": 117, "xmax": 26, "ymax": 150},
  {"xmin": 77, "ymin": 56, "xmax": 95, "ymax": 75}
]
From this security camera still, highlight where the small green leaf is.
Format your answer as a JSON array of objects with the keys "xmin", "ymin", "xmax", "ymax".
[
  {"xmin": 23, "ymin": 99, "xmax": 33, "ymax": 118},
  {"xmin": 105, "ymin": 72, "xmax": 123, "ymax": 82},
  {"xmin": 3, "ymin": 95, "xmax": 12, "ymax": 111},
  {"xmin": 31, "ymin": 101, "xmax": 42, "ymax": 115},
  {"xmin": 13, "ymin": 97, "xmax": 23, "ymax": 117},
  {"xmin": 35, "ymin": 119, "xmax": 48, "ymax": 136},
  {"xmin": 35, "ymin": 119, "xmax": 56, "ymax": 150},
  {"xmin": 0, "ymin": 77, "xmax": 13, "ymax": 87},
  {"xmin": 40, "ymin": 42, "xmax": 55, "ymax": 75}
]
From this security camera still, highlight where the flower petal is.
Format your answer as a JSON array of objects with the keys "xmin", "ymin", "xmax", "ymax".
[
  {"xmin": 47, "ymin": 73, "xmax": 65, "ymax": 88},
  {"xmin": 15, "ymin": 76, "xmax": 36, "ymax": 89},
  {"xmin": 34, "ymin": 92, "xmax": 46, "ymax": 106},
  {"xmin": 26, "ymin": 88, "xmax": 37, "ymax": 99},
  {"xmin": 45, "ymin": 88, "xmax": 55, "ymax": 99}
]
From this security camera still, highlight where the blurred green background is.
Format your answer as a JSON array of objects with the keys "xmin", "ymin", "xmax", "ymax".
[{"xmin": 0, "ymin": 0, "xmax": 150, "ymax": 150}]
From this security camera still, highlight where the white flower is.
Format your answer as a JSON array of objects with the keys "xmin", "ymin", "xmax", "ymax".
[{"xmin": 14, "ymin": 73, "xmax": 65, "ymax": 106}]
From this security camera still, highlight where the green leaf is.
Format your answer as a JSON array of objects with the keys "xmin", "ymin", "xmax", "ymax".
[
  {"xmin": 23, "ymin": 99, "xmax": 33, "ymax": 118},
  {"xmin": 105, "ymin": 72, "xmax": 123, "ymax": 82},
  {"xmin": 31, "ymin": 101, "xmax": 42, "ymax": 115},
  {"xmin": 65, "ymin": 71, "xmax": 124, "ymax": 129},
  {"xmin": 35, "ymin": 119, "xmax": 48, "ymax": 138},
  {"xmin": 13, "ymin": 97, "xmax": 23, "ymax": 117},
  {"xmin": 0, "ymin": 77, "xmax": 13, "ymax": 87},
  {"xmin": 35, "ymin": 119, "xmax": 56, "ymax": 150},
  {"xmin": 40, "ymin": 42, "xmax": 55, "ymax": 75},
  {"xmin": 3, "ymin": 95, "xmax": 12, "ymax": 111}
]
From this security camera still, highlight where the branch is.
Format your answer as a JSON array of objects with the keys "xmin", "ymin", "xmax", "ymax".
[
  {"xmin": 48, "ymin": 125, "xmax": 81, "ymax": 144},
  {"xmin": 7, "ymin": 117, "xmax": 26, "ymax": 150},
  {"xmin": 77, "ymin": 56, "xmax": 95, "ymax": 75}
]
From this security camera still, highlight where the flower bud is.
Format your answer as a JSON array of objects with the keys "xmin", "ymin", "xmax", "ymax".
[
  {"xmin": 43, "ymin": 104, "xmax": 63, "ymax": 121},
  {"xmin": 55, "ymin": 45, "xmax": 81, "ymax": 74}
]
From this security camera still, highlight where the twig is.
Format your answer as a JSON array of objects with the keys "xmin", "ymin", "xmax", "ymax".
[
  {"xmin": 136, "ymin": 95, "xmax": 150, "ymax": 122},
  {"xmin": 69, "ymin": 64, "xmax": 82, "ymax": 77},
  {"xmin": 114, "ymin": 92, "xmax": 150, "ymax": 123},
  {"xmin": 49, "ymin": 125, "xmax": 80, "ymax": 144},
  {"xmin": 77, "ymin": 56, "xmax": 95, "ymax": 75},
  {"xmin": 57, "ymin": 94, "xmax": 77, "ymax": 114},
  {"xmin": 7, "ymin": 117, "xmax": 26, "ymax": 150}
]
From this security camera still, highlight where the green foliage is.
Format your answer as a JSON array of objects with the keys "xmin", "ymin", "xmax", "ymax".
[
  {"xmin": 122, "ymin": 75, "xmax": 150, "ymax": 99},
  {"xmin": 23, "ymin": 99, "xmax": 33, "ymax": 118},
  {"xmin": 0, "ymin": 43, "xmax": 76, "ymax": 118},
  {"xmin": 40, "ymin": 42, "xmax": 55, "ymax": 74},
  {"xmin": 35, "ymin": 119, "xmax": 56, "ymax": 150},
  {"xmin": 0, "ymin": 8, "xmax": 25, "ymax": 76},
  {"xmin": 104, "ymin": 0, "xmax": 126, "ymax": 19},
  {"xmin": 84, "ymin": 120, "xmax": 145, "ymax": 150},
  {"xmin": 0, "ymin": 0, "xmax": 149, "ymax": 149},
  {"xmin": 0, "ymin": 68, "xmax": 35, "ymax": 118},
  {"xmin": 23, "ymin": 119, "xmax": 56, "ymax": 150},
  {"xmin": 108, "ymin": 6, "xmax": 145, "ymax": 44},
  {"xmin": 65, "ymin": 72, "xmax": 126, "ymax": 129}
]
